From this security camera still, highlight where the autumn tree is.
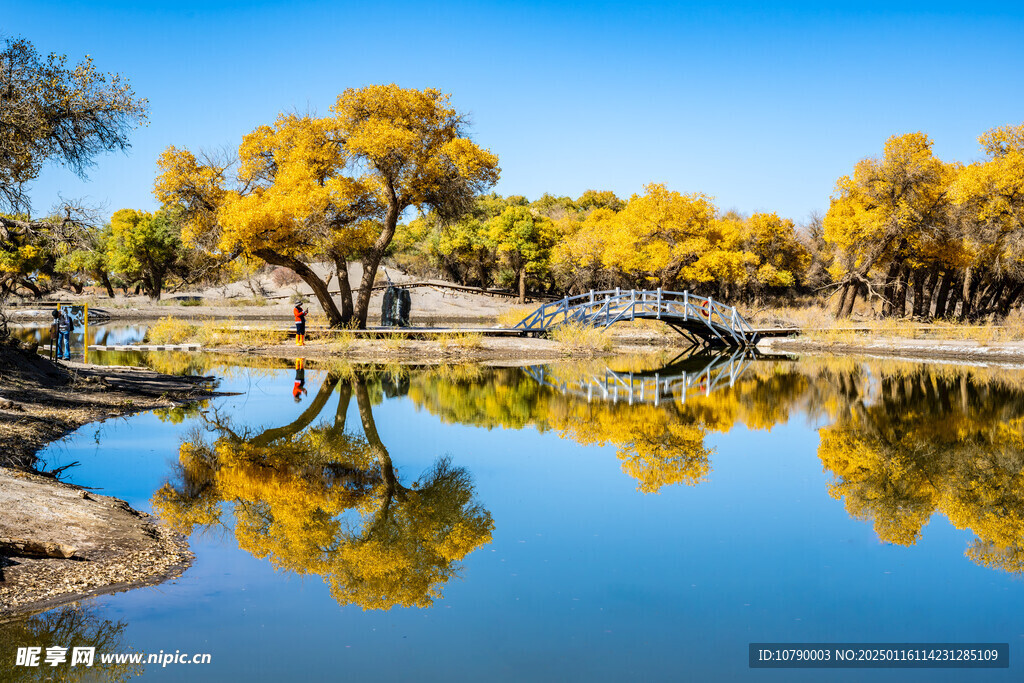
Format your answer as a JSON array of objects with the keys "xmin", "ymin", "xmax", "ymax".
[
  {"xmin": 397, "ymin": 193, "xmax": 525, "ymax": 287},
  {"xmin": 105, "ymin": 209, "xmax": 183, "ymax": 300},
  {"xmin": 950, "ymin": 123, "xmax": 1024, "ymax": 319},
  {"xmin": 55, "ymin": 222, "xmax": 116, "ymax": 297},
  {"xmin": 488, "ymin": 205, "xmax": 557, "ymax": 302},
  {"xmin": 824, "ymin": 133, "xmax": 951, "ymax": 318},
  {"xmin": 741, "ymin": 212, "xmax": 810, "ymax": 301},
  {"xmin": 156, "ymin": 85, "xmax": 499, "ymax": 328},
  {"xmin": 0, "ymin": 37, "xmax": 147, "ymax": 302},
  {"xmin": 0, "ymin": 37, "xmax": 148, "ymax": 215}
]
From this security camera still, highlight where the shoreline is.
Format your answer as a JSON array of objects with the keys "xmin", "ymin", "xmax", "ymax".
[
  {"xmin": 759, "ymin": 335, "xmax": 1024, "ymax": 366},
  {"xmin": 0, "ymin": 346, "xmax": 226, "ymax": 618}
]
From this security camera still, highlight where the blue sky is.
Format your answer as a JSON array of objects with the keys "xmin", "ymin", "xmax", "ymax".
[{"xmin": 6, "ymin": 0, "xmax": 1024, "ymax": 222}]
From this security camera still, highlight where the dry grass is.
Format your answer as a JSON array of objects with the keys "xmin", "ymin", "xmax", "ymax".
[
  {"xmin": 325, "ymin": 331, "xmax": 356, "ymax": 354},
  {"xmin": 437, "ymin": 332, "xmax": 484, "ymax": 351},
  {"xmin": 549, "ymin": 322, "xmax": 613, "ymax": 354},
  {"xmin": 145, "ymin": 317, "xmax": 200, "ymax": 345},
  {"xmin": 226, "ymin": 296, "xmax": 270, "ymax": 307},
  {"xmin": 145, "ymin": 316, "xmax": 288, "ymax": 346},
  {"xmin": 382, "ymin": 334, "xmax": 405, "ymax": 351},
  {"xmin": 747, "ymin": 303, "xmax": 1024, "ymax": 342},
  {"xmin": 496, "ymin": 306, "xmax": 536, "ymax": 328}
]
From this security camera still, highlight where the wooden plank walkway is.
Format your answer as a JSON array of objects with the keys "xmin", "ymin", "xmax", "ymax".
[
  {"xmin": 212, "ymin": 325, "xmax": 526, "ymax": 337},
  {"xmin": 89, "ymin": 344, "xmax": 203, "ymax": 351}
]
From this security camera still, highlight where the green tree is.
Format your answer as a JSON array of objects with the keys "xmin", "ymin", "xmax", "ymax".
[
  {"xmin": 106, "ymin": 209, "xmax": 182, "ymax": 300},
  {"xmin": 488, "ymin": 205, "xmax": 557, "ymax": 302},
  {"xmin": 55, "ymin": 222, "xmax": 116, "ymax": 297}
]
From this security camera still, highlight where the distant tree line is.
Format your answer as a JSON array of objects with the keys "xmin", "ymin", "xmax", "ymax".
[
  {"xmin": 4, "ymin": 35, "xmax": 1022, "ymax": 322},
  {"xmin": 826, "ymin": 127, "xmax": 1024, "ymax": 320}
]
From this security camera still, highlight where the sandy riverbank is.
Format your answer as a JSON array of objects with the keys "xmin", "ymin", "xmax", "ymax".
[
  {"xmin": 0, "ymin": 344, "xmax": 226, "ymax": 617},
  {"xmin": 759, "ymin": 336, "xmax": 1024, "ymax": 366}
]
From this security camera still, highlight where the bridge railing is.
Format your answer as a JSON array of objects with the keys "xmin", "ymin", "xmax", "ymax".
[{"xmin": 513, "ymin": 289, "xmax": 756, "ymax": 345}]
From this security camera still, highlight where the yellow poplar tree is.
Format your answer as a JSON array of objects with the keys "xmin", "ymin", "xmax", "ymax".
[{"xmin": 155, "ymin": 85, "xmax": 499, "ymax": 327}]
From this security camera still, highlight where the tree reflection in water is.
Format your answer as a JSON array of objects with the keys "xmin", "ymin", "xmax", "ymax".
[
  {"xmin": 152, "ymin": 370, "xmax": 494, "ymax": 611},
  {"xmin": 407, "ymin": 356, "xmax": 1024, "ymax": 575},
  {"xmin": 0, "ymin": 603, "xmax": 142, "ymax": 682},
  {"xmin": 155, "ymin": 356, "xmax": 1024, "ymax": 589},
  {"xmin": 815, "ymin": 363, "xmax": 1024, "ymax": 573}
]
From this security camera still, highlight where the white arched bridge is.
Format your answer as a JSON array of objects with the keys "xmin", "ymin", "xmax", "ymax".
[{"xmin": 513, "ymin": 289, "xmax": 758, "ymax": 347}]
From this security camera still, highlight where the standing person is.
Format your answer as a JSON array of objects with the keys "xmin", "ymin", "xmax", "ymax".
[
  {"xmin": 48, "ymin": 310, "xmax": 59, "ymax": 361},
  {"xmin": 57, "ymin": 309, "xmax": 71, "ymax": 360},
  {"xmin": 293, "ymin": 301, "xmax": 307, "ymax": 346}
]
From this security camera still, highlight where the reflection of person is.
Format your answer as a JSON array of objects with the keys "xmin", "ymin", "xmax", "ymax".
[
  {"xmin": 49, "ymin": 310, "xmax": 59, "ymax": 361},
  {"xmin": 57, "ymin": 309, "xmax": 72, "ymax": 360},
  {"xmin": 293, "ymin": 358, "xmax": 307, "ymax": 402},
  {"xmin": 293, "ymin": 302, "xmax": 307, "ymax": 346}
]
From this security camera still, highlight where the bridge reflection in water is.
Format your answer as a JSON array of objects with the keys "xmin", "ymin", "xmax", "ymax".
[{"xmin": 524, "ymin": 348, "xmax": 758, "ymax": 406}]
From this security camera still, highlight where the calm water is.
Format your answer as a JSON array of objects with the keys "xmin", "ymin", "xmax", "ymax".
[{"xmin": 4, "ymin": 348, "xmax": 1024, "ymax": 681}]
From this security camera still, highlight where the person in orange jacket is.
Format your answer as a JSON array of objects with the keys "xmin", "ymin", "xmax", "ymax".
[{"xmin": 293, "ymin": 302, "xmax": 307, "ymax": 346}]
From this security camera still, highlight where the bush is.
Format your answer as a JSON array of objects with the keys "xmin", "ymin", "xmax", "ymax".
[
  {"xmin": 438, "ymin": 332, "xmax": 483, "ymax": 351},
  {"xmin": 497, "ymin": 305, "xmax": 536, "ymax": 328},
  {"xmin": 549, "ymin": 322, "xmax": 613, "ymax": 354},
  {"xmin": 146, "ymin": 317, "xmax": 199, "ymax": 345}
]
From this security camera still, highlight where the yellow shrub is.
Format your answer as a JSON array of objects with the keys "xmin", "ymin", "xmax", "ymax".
[
  {"xmin": 550, "ymin": 322, "xmax": 613, "ymax": 354},
  {"xmin": 146, "ymin": 317, "xmax": 199, "ymax": 345},
  {"xmin": 496, "ymin": 306, "xmax": 537, "ymax": 328}
]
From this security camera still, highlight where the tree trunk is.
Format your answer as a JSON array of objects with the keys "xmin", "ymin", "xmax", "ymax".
[
  {"xmin": 882, "ymin": 262, "xmax": 901, "ymax": 316},
  {"xmin": 943, "ymin": 276, "xmax": 963, "ymax": 319},
  {"xmin": 959, "ymin": 267, "xmax": 978, "ymax": 320},
  {"xmin": 254, "ymin": 248, "xmax": 344, "ymax": 327},
  {"xmin": 932, "ymin": 270, "xmax": 954, "ymax": 318},
  {"xmin": 100, "ymin": 271, "xmax": 115, "ymax": 298},
  {"xmin": 892, "ymin": 265, "xmax": 909, "ymax": 318},
  {"xmin": 922, "ymin": 266, "xmax": 940, "ymax": 316},
  {"xmin": 996, "ymin": 282, "xmax": 1024, "ymax": 318},
  {"xmin": 353, "ymin": 189, "xmax": 400, "ymax": 329},
  {"xmin": 834, "ymin": 283, "xmax": 851, "ymax": 318},
  {"xmin": 18, "ymin": 278, "xmax": 42, "ymax": 298},
  {"xmin": 911, "ymin": 269, "xmax": 926, "ymax": 318},
  {"xmin": 333, "ymin": 257, "xmax": 353, "ymax": 324},
  {"xmin": 977, "ymin": 279, "xmax": 1004, "ymax": 316},
  {"xmin": 518, "ymin": 268, "xmax": 526, "ymax": 304},
  {"xmin": 839, "ymin": 280, "xmax": 858, "ymax": 318}
]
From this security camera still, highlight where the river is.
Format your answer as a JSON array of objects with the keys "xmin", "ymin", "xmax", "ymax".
[{"xmin": 3, "ymin": 336, "xmax": 1024, "ymax": 681}]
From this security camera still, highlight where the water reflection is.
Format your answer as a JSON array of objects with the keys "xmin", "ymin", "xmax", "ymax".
[
  {"xmin": 404, "ymin": 357, "xmax": 1024, "ymax": 574},
  {"xmin": 152, "ymin": 370, "xmax": 495, "ymax": 611},
  {"xmin": 525, "ymin": 348, "xmax": 756, "ymax": 406},
  {"xmin": 817, "ymin": 365, "xmax": 1024, "ymax": 572},
  {"xmin": 0, "ymin": 603, "xmax": 142, "ymax": 682}
]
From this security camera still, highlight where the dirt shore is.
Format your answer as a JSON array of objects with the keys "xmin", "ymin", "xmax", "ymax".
[
  {"xmin": 0, "ymin": 344, "xmax": 225, "ymax": 618},
  {"xmin": 204, "ymin": 325, "xmax": 681, "ymax": 364},
  {"xmin": 759, "ymin": 336, "xmax": 1024, "ymax": 366}
]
